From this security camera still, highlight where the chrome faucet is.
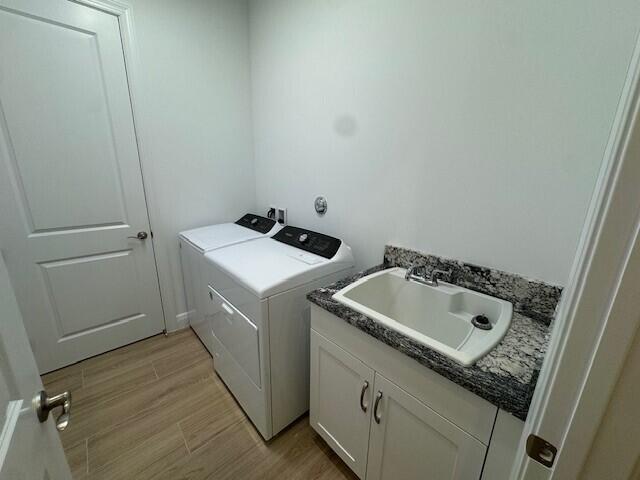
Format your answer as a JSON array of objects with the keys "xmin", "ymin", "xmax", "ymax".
[
  {"xmin": 405, "ymin": 264, "xmax": 452, "ymax": 287},
  {"xmin": 405, "ymin": 264, "xmax": 426, "ymax": 281}
]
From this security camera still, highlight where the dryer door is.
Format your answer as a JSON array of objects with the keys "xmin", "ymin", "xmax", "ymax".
[{"xmin": 208, "ymin": 286, "xmax": 262, "ymax": 388}]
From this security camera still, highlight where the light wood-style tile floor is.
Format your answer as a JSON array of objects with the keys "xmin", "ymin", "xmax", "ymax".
[{"xmin": 42, "ymin": 328, "xmax": 357, "ymax": 480}]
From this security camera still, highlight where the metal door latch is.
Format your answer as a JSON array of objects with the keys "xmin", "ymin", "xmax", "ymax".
[{"xmin": 526, "ymin": 434, "xmax": 557, "ymax": 468}]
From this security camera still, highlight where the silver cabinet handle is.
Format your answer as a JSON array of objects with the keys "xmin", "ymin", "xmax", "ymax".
[
  {"xmin": 221, "ymin": 302, "xmax": 235, "ymax": 316},
  {"xmin": 360, "ymin": 381, "xmax": 369, "ymax": 412},
  {"xmin": 35, "ymin": 390, "xmax": 72, "ymax": 431},
  {"xmin": 373, "ymin": 391, "xmax": 383, "ymax": 424},
  {"xmin": 128, "ymin": 231, "xmax": 148, "ymax": 240}
]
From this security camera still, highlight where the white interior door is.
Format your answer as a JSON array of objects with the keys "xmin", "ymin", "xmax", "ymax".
[
  {"xmin": 0, "ymin": 253, "xmax": 72, "ymax": 480},
  {"xmin": 512, "ymin": 28, "xmax": 640, "ymax": 480},
  {"xmin": 0, "ymin": 0, "xmax": 164, "ymax": 373}
]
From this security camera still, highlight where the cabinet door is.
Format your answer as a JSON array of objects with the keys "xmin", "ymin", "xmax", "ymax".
[
  {"xmin": 310, "ymin": 330, "xmax": 374, "ymax": 479},
  {"xmin": 367, "ymin": 373, "xmax": 486, "ymax": 480}
]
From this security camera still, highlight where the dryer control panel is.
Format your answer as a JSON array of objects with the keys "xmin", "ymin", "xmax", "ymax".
[
  {"xmin": 235, "ymin": 214, "xmax": 276, "ymax": 234},
  {"xmin": 273, "ymin": 226, "xmax": 342, "ymax": 259}
]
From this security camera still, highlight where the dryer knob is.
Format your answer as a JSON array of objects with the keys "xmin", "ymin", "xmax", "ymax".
[
  {"xmin": 298, "ymin": 233, "xmax": 309, "ymax": 244},
  {"xmin": 251, "ymin": 218, "xmax": 258, "ymax": 225}
]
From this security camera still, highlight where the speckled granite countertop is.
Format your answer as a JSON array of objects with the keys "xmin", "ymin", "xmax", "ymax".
[{"xmin": 307, "ymin": 247, "xmax": 562, "ymax": 421}]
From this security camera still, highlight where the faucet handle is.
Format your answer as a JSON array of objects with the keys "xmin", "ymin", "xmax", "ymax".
[
  {"xmin": 431, "ymin": 268, "xmax": 453, "ymax": 282},
  {"xmin": 405, "ymin": 264, "xmax": 425, "ymax": 280}
]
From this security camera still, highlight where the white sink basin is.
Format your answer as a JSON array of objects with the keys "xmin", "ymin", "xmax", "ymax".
[{"xmin": 332, "ymin": 267, "xmax": 513, "ymax": 366}]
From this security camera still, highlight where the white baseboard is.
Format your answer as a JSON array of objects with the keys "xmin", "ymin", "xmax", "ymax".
[{"xmin": 174, "ymin": 311, "xmax": 191, "ymax": 330}]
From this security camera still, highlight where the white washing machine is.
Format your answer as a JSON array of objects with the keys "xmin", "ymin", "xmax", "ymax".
[
  {"xmin": 203, "ymin": 225, "xmax": 354, "ymax": 439},
  {"xmin": 178, "ymin": 214, "xmax": 281, "ymax": 354}
]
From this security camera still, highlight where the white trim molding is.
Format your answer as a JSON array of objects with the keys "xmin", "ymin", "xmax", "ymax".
[
  {"xmin": 174, "ymin": 311, "xmax": 191, "ymax": 330},
  {"xmin": 70, "ymin": 0, "xmax": 129, "ymax": 15}
]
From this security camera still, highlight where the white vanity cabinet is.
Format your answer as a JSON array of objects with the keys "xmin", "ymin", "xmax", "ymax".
[{"xmin": 310, "ymin": 305, "xmax": 499, "ymax": 480}]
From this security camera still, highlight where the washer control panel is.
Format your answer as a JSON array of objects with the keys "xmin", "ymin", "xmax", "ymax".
[
  {"xmin": 272, "ymin": 226, "xmax": 342, "ymax": 259},
  {"xmin": 235, "ymin": 213, "xmax": 276, "ymax": 234}
]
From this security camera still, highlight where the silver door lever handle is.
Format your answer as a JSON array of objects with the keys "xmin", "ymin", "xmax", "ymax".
[
  {"xmin": 128, "ymin": 231, "xmax": 148, "ymax": 240},
  {"xmin": 35, "ymin": 390, "xmax": 72, "ymax": 431}
]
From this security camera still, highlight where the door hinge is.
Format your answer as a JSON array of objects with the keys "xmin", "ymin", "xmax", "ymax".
[{"xmin": 526, "ymin": 434, "xmax": 558, "ymax": 468}]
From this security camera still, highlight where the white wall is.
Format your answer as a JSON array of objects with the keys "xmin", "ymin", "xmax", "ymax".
[
  {"xmin": 249, "ymin": 0, "xmax": 640, "ymax": 285},
  {"xmin": 130, "ymin": 0, "xmax": 255, "ymax": 329}
]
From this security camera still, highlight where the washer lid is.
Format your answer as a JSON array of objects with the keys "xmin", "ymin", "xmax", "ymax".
[
  {"xmin": 179, "ymin": 215, "xmax": 280, "ymax": 254},
  {"xmin": 204, "ymin": 237, "xmax": 354, "ymax": 299}
]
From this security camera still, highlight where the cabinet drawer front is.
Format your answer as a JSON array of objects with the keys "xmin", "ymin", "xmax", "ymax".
[
  {"xmin": 310, "ymin": 330, "xmax": 374, "ymax": 479},
  {"xmin": 367, "ymin": 373, "xmax": 486, "ymax": 480},
  {"xmin": 209, "ymin": 286, "xmax": 261, "ymax": 388}
]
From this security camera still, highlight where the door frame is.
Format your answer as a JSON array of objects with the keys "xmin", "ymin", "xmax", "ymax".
[
  {"xmin": 70, "ymin": 0, "xmax": 170, "ymax": 332},
  {"xmin": 513, "ymin": 30, "xmax": 640, "ymax": 478}
]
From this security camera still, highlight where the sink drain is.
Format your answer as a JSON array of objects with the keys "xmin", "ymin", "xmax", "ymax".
[{"xmin": 472, "ymin": 315, "xmax": 492, "ymax": 330}]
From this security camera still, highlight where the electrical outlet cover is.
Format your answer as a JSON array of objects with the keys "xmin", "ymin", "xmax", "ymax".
[{"xmin": 277, "ymin": 207, "xmax": 287, "ymax": 225}]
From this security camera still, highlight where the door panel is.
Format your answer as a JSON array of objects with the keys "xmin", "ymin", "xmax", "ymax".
[
  {"xmin": 310, "ymin": 330, "xmax": 374, "ymax": 479},
  {"xmin": 0, "ymin": 254, "xmax": 72, "ymax": 479},
  {"xmin": 0, "ymin": 0, "xmax": 164, "ymax": 372},
  {"xmin": 367, "ymin": 373, "xmax": 486, "ymax": 480},
  {"xmin": 0, "ymin": 8, "xmax": 127, "ymax": 232},
  {"xmin": 40, "ymin": 250, "xmax": 145, "ymax": 336}
]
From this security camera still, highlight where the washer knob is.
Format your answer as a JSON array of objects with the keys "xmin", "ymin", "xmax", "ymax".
[
  {"xmin": 250, "ymin": 217, "xmax": 258, "ymax": 225},
  {"xmin": 298, "ymin": 233, "xmax": 309, "ymax": 244}
]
